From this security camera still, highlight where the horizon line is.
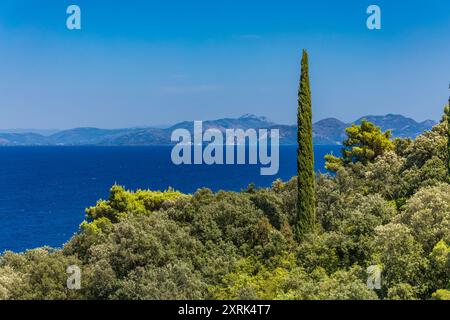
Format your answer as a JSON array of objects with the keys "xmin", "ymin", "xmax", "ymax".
[{"xmin": 0, "ymin": 113, "xmax": 439, "ymax": 132}]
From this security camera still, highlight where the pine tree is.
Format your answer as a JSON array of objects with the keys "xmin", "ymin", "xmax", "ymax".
[{"xmin": 296, "ymin": 49, "xmax": 316, "ymax": 239}]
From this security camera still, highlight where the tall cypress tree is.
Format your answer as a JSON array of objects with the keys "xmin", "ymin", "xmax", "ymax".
[
  {"xmin": 296, "ymin": 49, "xmax": 316, "ymax": 239},
  {"xmin": 446, "ymin": 103, "xmax": 450, "ymax": 179}
]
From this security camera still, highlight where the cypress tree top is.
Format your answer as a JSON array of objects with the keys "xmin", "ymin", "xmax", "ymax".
[{"xmin": 447, "ymin": 83, "xmax": 450, "ymax": 111}]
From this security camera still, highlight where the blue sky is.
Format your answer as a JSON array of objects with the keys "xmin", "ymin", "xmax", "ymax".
[{"xmin": 0, "ymin": 0, "xmax": 449, "ymax": 129}]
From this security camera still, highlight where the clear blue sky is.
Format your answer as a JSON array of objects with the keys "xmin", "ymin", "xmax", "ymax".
[{"xmin": 0, "ymin": 0, "xmax": 449, "ymax": 129}]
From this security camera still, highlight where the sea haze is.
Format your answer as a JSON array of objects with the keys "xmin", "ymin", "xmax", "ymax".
[
  {"xmin": 0, "ymin": 145, "xmax": 340, "ymax": 252},
  {"xmin": 0, "ymin": 114, "xmax": 436, "ymax": 147}
]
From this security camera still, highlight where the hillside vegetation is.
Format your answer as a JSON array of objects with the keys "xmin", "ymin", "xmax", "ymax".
[{"xmin": 0, "ymin": 118, "xmax": 449, "ymax": 300}]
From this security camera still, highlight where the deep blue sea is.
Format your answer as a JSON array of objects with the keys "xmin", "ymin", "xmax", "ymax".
[{"xmin": 0, "ymin": 145, "xmax": 340, "ymax": 252}]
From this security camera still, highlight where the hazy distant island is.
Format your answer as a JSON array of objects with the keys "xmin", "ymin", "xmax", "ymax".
[{"xmin": 0, "ymin": 114, "xmax": 437, "ymax": 146}]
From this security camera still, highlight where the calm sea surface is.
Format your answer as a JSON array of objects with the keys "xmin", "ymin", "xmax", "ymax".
[{"xmin": 0, "ymin": 145, "xmax": 340, "ymax": 252}]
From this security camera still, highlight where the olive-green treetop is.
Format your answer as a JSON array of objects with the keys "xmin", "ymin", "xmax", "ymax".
[{"xmin": 325, "ymin": 120, "xmax": 394, "ymax": 172}]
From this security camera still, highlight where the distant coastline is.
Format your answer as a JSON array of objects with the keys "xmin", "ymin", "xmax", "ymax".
[{"xmin": 0, "ymin": 114, "xmax": 436, "ymax": 147}]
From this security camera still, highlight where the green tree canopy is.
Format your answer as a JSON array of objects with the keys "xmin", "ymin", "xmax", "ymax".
[{"xmin": 326, "ymin": 120, "xmax": 394, "ymax": 172}]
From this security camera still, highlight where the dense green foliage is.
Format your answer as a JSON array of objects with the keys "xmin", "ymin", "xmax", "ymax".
[
  {"xmin": 325, "ymin": 120, "xmax": 394, "ymax": 172},
  {"xmin": 296, "ymin": 50, "xmax": 316, "ymax": 239},
  {"xmin": 1, "ymin": 116, "xmax": 450, "ymax": 300}
]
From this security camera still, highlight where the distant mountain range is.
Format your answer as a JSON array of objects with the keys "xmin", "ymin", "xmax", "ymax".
[{"xmin": 0, "ymin": 114, "xmax": 437, "ymax": 146}]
